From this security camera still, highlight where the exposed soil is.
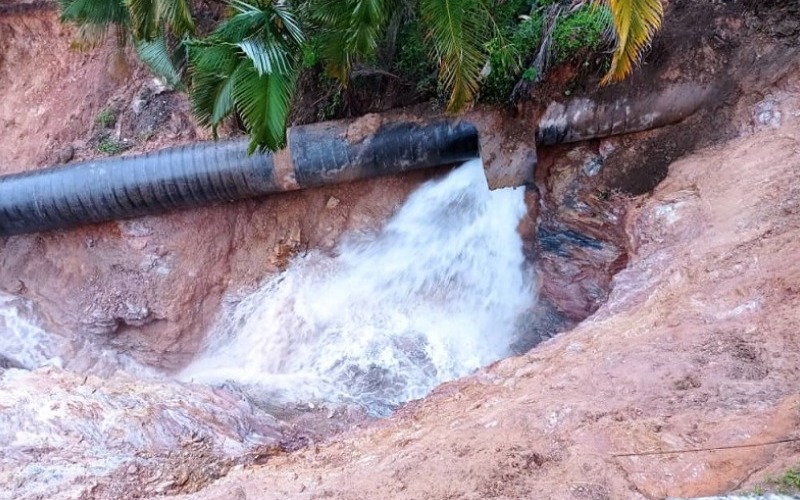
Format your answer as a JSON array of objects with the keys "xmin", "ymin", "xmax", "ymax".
[
  {"xmin": 1, "ymin": 0, "xmax": 799, "ymax": 499},
  {"xmin": 181, "ymin": 94, "xmax": 800, "ymax": 500}
]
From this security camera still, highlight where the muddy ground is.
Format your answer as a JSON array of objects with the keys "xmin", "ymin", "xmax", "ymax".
[
  {"xmin": 182, "ymin": 111, "xmax": 800, "ymax": 499},
  {"xmin": 0, "ymin": 0, "xmax": 799, "ymax": 498}
]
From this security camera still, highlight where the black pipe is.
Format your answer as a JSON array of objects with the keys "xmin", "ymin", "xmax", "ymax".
[
  {"xmin": 536, "ymin": 84, "xmax": 716, "ymax": 145},
  {"xmin": 0, "ymin": 118, "xmax": 479, "ymax": 236}
]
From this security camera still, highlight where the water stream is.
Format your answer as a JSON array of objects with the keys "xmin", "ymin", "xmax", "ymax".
[
  {"xmin": 0, "ymin": 159, "xmax": 536, "ymax": 416},
  {"xmin": 181, "ymin": 159, "xmax": 536, "ymax": 414}
]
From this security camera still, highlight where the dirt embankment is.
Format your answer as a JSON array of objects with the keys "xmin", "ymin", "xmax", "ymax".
[
  {"xmin": 0, "ymin": 0, "xmax": 799, "ymax": 498},
  {"xmin": 181, "ymin": 86, "xmax": 800, "ymax": 500}
]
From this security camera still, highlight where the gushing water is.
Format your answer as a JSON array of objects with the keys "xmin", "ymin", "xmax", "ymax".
[
  {"xmin": 181, "ymin": 160, "xmax": 536, "ymax": 414},
  {"xmin": 0, "ymin": 294, "xmax": 65, "ymax": 370}
]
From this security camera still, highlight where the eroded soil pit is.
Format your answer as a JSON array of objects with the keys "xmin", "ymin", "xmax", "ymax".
[{"xmin": 1, "ymin": 0, "xmax": 800, "ymax": 499}]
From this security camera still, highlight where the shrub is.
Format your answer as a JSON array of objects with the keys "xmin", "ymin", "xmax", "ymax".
[{"xmin": 95, "ymin": 107, "xmax": 116, "ymax": 128}]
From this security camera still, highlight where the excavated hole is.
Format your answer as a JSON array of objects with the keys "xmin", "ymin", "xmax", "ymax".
[{"xmin": 0, "ymin": 152, "xmax": 631, "ymax": 497}]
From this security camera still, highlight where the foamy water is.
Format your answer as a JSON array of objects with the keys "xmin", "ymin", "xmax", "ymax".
[
  {"xmin": 181, "ymin": 160, "xmax": 536, "ymax": 414},
  {"xmin": 0, "ymin": 293, "xmax": 158, "ymax": 378},
  {"xmin": 0, "ymin": 294, "xmax": 67, "ymax": 370}
]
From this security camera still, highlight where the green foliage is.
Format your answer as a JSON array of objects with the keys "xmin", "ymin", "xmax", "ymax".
[
  {"xmin": 60, "ymin": 0, "xmax": 661, "ymax": 153},
  {"xmin": 311, "ymin": 0, "xmax": 388, "ymax": 83},
  {"xmin": 752, "ymin": 465, "xmax": 800, "ymax": 495},
  {"xmin": 95, "ymin": 107, "xmax": 117, "ymax": 128},
  {"xmin": 59, "ymin": 0, "xmax": 128, "ymax": 29},
  {"xmin": 522, "ymin": 67, "xmax": 538, "ymax": 81},
  {"xmin": 775, "ymin": 467, "xmax": 800, "ymax": 493},
  {"xmin": 596, "ymin": 0, "xmax": 664, "ymax": 84},
  {"xmin": 551, "ymin": 5, "xmax": 609, "ymax": 65},
  {"xmin": 419, "ymin": 0, "xmax": 490, "ymax": 112},
  {"xmin": 318, "ymin": 82, "xmax": 344, "ymax": 121},
  {"xmin": 480, "ymin": 15, "xmax": 543, "ymax": 104},
  {"xmin": 96, "ymin": 137, "xmax": 131, "ymax": 154},
  {"xmin": 127, "ymin": 0, "xmax": 194, "ymax": 41},
  {"xmin": 391, "ymin": 20, "xmax": 437, "ymax": 96},
  {"xmin": 135, "ymin": 36, "xmax": 185, "ymax": 89},
  {"xmin": 187, "ymin": 0, "xmax": 304, "ymax": 152}
]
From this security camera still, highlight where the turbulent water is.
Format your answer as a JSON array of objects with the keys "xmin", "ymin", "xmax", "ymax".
[
  {"xmin": 182, "ymin": 160, "xmax": 536, "ymax": 414},
  {"xmin": 0, "ymin": 294, "xmax": 157, "ymax": 378},
  {"xmin": 0, "ymin": 294, "xmax": 62, "ymax": 370}
]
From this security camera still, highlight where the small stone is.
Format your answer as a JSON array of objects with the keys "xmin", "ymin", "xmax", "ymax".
[
  {"xmin": 56, "ymin": 145, "xmax": 74, "ymax": 164},
  {"xmin": 174, "ymin": 467, "xmax": 190, "ymax": 486},
  {"xmin": 326, "ymin": 197, "xmax": 340, "ymax": 210},
  {"xmin": 127, "ymin": 464, "xmax": 138, "ymax": 475},
  {"xmin": 582, "ymin": 157, "xmax": 603, "ymax": 177},
  {"xmin": 129, "ymin": 238, "xmax": 148, "ymax": 251},
  {"xmin": 154, "ymin": 480, "xmax": 174, "ymax": 493},
  {"xmin": 132, "ymin": 97, "xmax": 147, "ymax": 116}
]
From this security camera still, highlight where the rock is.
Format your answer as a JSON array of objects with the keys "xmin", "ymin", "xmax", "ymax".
[
  {"xmin": 56, "ymin": 145, "xmax": 74, "ymax": 164},
  {"xmin": 131, "ymin": 96, "xmax": 146, "ymax": 116},
  {"xmin": 174, "ymin": 467, "xmax": 190, "ymax": 487},
  {"xmin": 0, "ymin": 367, "xmax": 286, "ymax": 499},
  {"xmin": 326, "ymin": 196, "xmax": 341, "ymax": 210},
  {"xmin": 154, "ymin": 480, "xmax": 175, "ymax": 493},
  {"xmin": 581, "ymin": 156, "xmax": 603, "ymax": 177},
  {"xmin": 754, "ymin": 98, "xmax": 782, "ymax": 129}
]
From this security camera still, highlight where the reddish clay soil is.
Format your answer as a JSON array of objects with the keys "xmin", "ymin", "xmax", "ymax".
[
  {"xmin": 1, "ymin": 1, "xmax": 800, "ymax": 499},
  {"xmin": 180, "ymin": 97, "xmax": 800, "ymax": 500}
]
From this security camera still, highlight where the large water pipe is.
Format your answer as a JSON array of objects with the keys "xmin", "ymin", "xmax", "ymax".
[
  {"xmin": 0, "ymin": 84, "xmax": 715, "ymax": 237},
  {"xmin": 0, "ymin": 117, "xmax": 479, "ymax": 236},
  {"xmin": 535, "ymin": 83, "xmax": 716, "ymax": 145}
]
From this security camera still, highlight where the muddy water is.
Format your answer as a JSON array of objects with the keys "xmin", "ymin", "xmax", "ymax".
[
  {"xmin": 181, "ymin": 160, "xmax": 537, "ymax": 415},
  {"xmin": 0, "ymin": 160, "xmax": 536, "ymax": 417}
]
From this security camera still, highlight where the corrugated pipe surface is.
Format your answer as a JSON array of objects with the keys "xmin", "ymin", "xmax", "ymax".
[{"xmin": 0, "ymin": 118, "xmax": 479, "ymax": 236}]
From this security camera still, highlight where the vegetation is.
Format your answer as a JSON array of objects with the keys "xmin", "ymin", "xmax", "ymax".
[
  {"xmin": 601, "ymin": 0, "xmax": 663, "ymax": 84},
  {"xmin": 753, "ymin": 466, "xmax": 800, "ymax": 495},
  {"xmin": 95, "ymin": 107, "xmax": 117, "ymax": 128},
  {"xmin": 59, "ymin": 0, "xmax": 665, "ymax": 152},
  {"xmin": 96, "ymin": 137, "xmax": 132, "ymax": 155}
]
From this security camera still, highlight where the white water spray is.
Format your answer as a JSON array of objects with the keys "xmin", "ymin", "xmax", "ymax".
[
  {"xmin": 182, "ymin": 160, "xmax": 535, "ymax": 414},
  {"xmin": 0, "ymin": 294, "xmax": 66, "ymax": 370}
]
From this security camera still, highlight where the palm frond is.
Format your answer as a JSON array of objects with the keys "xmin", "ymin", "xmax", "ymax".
[
  {"xmin": 419, "ymin": 0, "xmax": 489, "ymax": 112},
  {"xmin": 187, "ymin": 41, "xmax": 240, "ymax": 131},
  {"xmin": 60, "ymin": 0, "xmax": 129, "ymax": 26},
  {"xmin": 126, "ymin": 0, "xmax": 158, "ymax": 40},
  {"xmin": 126, "ymin": 0, "xmax": 195, "ymax": 40},
  {"xmin": 312, "ymin": 0, "xmax": 388, "ymax": 83},
  {"xmin": 159, "ymin": 0, "xmax": 195, "ymax": 37},
  {"xmin": 188, "ymin": 0, "xmax": 305, "ymax": 151},
  {"xmin": 598, "ymin": 0, "xmax": 663, "ymax": 84},
  {"xmin": 232, "ymin": 63, "xmax": 298, "ymax": 152},
  {"xmin": 136, "ymin": 35, "xmax": 184, "ymax": 88}
]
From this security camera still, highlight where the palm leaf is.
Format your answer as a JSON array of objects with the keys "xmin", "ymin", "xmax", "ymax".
[
  {"xmin": 232, "ymin": 63, "xmax": 298, "ymax": 152},
  {"xmin": 126, "ymin": 0, "xmax": 158, "ymax": 40},
  {"xmin": 419, "ymin": 0, "xmax": 489, "ymax": 112},
  {"xmin": 598, "ymin": 0, "xmax": 663, "ymax": 84},
  {"xmin": 187, "ymin": 41, "xmax": 240, "ymax": 130},
  {"xmin": 312, "ymin": 0, "xmax": 388, "ymax": 83},
  {"xmin": 60, "ymin": 0, "xmax": 129, "ymax": 26},
  {"xmin": 188, "ymin": 0, "xmax": 304, "ymax": 151},
  {"xmin": 136, "ymin": 35, "xmax": 184, "ymax": 88},
  {"xmin": 159, "ymin": 0, "xmax": 195, "ymax": 37}
]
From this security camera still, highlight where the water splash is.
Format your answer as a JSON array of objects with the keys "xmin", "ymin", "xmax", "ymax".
[
  {"xmin": 182, "ymin": 160, "xmax": 536, "ymax": 414},
  {"xmin": 0, "ymin": 294, "xmax": 66, "ymax": 370},
  {"xmin": 0, "ymin": 293, "xmax": 158, "ymax": 378}
]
